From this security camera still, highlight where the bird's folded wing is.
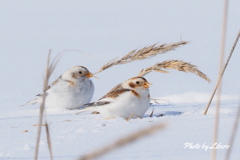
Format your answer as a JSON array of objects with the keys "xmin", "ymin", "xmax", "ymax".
[
  {"xmin": 100, "ymin": 85, "xmax": 131, "ymax": 100},
  {"xmin": 36, "ymin": 75, "xmax": 62, "ymax": 97}
]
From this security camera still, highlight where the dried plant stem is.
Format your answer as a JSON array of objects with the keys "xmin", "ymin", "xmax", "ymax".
[
  {"xmin": 150, "ymin": 109, "xmax": 154, "ymax": 117},
  {"xmin": 204, "ymin": 30, "xmax": 240, "ymax": 115},
  {"xmin": 94, "ymin": 41, "xmax": 188, "ymax": 74},
  {"xmin": 224, "ymin": 101, "xmax": 240, "ymax": 160},
  {"xmin": 34, "ymin": 50, "xmax": 60, "ymax": 160},
  {"xmin": 211, "ymin": 1, "xmax": 228, "ymax": 160},
  {"xmin": 34, "ymin": 52, "xmax": 51, "ymax": 160},
  {"xmin": 138, "ymin": 60, "xmax": 210, "ymax": 82},
  {"xmin": 78, "ymin": 123, "xmax": 167, "ymax": 160},
  {"xmin": 45, "ymin": 120, "xmax": 53, "ymax": 160},
  {"xmin": 126, "ymin": 113, "xmax": 134, "ymax": 121}
]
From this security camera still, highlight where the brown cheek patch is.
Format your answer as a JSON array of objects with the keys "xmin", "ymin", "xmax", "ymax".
[
  {"xmin": 72, "ymin": 73, "xmax": 78, "ymax": 79},
  {"xmin": 129, "ymin": 82, "xmax": 136, "ymax": 88},
  {"xmin": 131, "ymin": 90, "xmax": 140, "ymax": 97}
]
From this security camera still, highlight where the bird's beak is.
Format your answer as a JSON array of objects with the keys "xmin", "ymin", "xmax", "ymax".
[
  {"xmin": 86, "ymin": 72, "xmax": 99, "ymax": 79},
  {"xmin": 143, "ymin": 82, "xmax": 152, "ymax": 88}
]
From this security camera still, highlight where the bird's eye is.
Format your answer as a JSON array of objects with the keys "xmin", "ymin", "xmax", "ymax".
[
  {"xmin": 79, "ymin": 71, "xmax": 82, "ymax": 74},
  {"xmin": 136, "ymin": 81, "xmax": 140, "ymax": 84}
]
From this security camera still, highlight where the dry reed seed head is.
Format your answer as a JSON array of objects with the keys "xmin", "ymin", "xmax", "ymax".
[
  {"xmin": 138, "ymin": 60, "xmax": 211, "ymax": 83},
  {"xmin": 94, "ymin": 41, "xmax": 189, "ymax": 74}
]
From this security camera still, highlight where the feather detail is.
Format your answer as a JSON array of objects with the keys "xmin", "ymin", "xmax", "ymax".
[{"xmin": 99, "ymin": 82, "xmax": 132, "ymax": 100}]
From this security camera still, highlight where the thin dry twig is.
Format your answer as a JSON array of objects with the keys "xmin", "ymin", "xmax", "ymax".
[
  {"xmin": 126, "ymin": 113, "xmax": 134, "ymax": 121},
  {"xmin": 211, "ymin": 1, "xmax": 228, "ymax": 160},
  {"xmin": 151, "ymin": 98, "xmax": 169, "ymax": 104},
  {"xmin": 138, "ymin": 60, "xmax": 211, "ymax": 82},
  {"xmin": 94, "ymin": 41, "xmax": 189, "ymax": 74},
  {"xmin": 34, "ymin": 50, "xmax": 60, "ymax": 160},
  {"xmin": 224, "ymin": 101, "xmax": 240, "ymax": 160},
  {"xmin": 34, "ymin": 52, "xmax": 51, "ymax": 160},
  {"xmin": 45, "ymin": 122, "xmax": 53, "ymax": 160},
  {"xmin": 150, "ymin": 109, "xmax": 154, "ymax": 117},
  {"xmin": 204, "ymin": 30, "xmax": 240, "ymax": 115},
  {"xmin": 78, "ymin": 123, "xmax": 167, "ymax": 160}
]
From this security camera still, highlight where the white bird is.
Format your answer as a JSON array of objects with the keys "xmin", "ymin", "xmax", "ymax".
[
  {"xmin": 23, "ymin": 66, "xmax": 95, "ymax": 110},
  {"xmin": 78, "ymin": 77, "xmax": 151, "ymax": 118}
]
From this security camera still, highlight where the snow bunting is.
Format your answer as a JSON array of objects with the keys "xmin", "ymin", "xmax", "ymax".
[
  {"xmin": 23, "ymin": 66, "xmax": 95, "ymax": 110},
  {"xmin": 78, "ymin": 77, "xmax": 151, "ymax": 118}
]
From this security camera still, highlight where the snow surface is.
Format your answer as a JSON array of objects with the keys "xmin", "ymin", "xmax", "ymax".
[
  {"xmin": 1, "ymin": 0, "xmax": 240, "ymax": 160},
  {"xmin": 0, "ymin": 94, "xmax": 240, "ymax": 160}
]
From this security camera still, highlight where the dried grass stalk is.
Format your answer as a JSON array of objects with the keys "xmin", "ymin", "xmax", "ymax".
[
  {"xmin": 78, "ymin": 123, "xmax": 167, "ymax": 160},
  {"xmin": 151, "ymin": 98, "xmax": 169, "ymax": 104},
  {"xmin": 204, "ymin": 30, "xmax": 240, "ymax": 115},
  {"xmin": 138, "ymin": 60, "xmax": 211, "ymax": 82},
  {"xmin": 34, "ymin": 50, "xmax": 60, "ymax": 160},
  {"xmin": 126, "ymin": 113, "xmax": 134, "ymax": 121},
  {"xmin": 212, "ymin": 1, "xmax": 228, "ymax": 159},
  {"xmin": 45, "ymin": 122, "xmax": 53, "ymax": 160},
  {"xmin": 94, "ymin": 41, "xmax": 188, "ymax": 74}
]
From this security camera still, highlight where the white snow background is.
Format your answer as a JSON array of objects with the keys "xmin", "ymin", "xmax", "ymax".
[{"xmin": 0, "ymin": 0, "xmax": 240, "ymax": 160}]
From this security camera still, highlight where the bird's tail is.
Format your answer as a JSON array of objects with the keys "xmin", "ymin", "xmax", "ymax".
[{"xmin": 21, "ymin": 99, "xmax": 39, "ymax": 106}]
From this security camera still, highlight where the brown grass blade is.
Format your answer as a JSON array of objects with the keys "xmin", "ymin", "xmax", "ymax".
[
  {"xmin": 34, "ymin": 51, "xmax": 51, "ymax": 160},
  {"xmin": 78, "ymin": 123, "xmax": 167, "ymax": 160},
  {"xmin": 138, "ymin": 60, "xmax": 211, "ymax": 83},
  {"xmin": 94, "ymin": 41, "xmax": 189, "ymax": 74},
  {"xmin": 204, "ymin": 30, "xmax": 240, "ymax": 115},
  {"xmin": 45, "ymin": 121, "xmax": 53, "ymax": 160},
  {"xmin": 34, "ymin": 50, "xmax": 60, "ymax": 160},
  {"xmin": 126, "ymin": 113, "xmax": 134, "ymax": 121},
  {"xmin": 212, "ymin": 0, "xmax": 228, "ymax": 159}
]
